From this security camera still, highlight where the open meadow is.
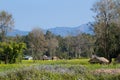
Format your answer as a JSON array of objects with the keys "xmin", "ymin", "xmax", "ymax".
[{"xmin": 0, "ymin": 59, "xmax": 120, "ymax": 80}]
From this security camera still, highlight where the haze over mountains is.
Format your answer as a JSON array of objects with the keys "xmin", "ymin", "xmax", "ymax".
[{"xmin": 7, "ymin": 23, "xmax": 93, "ymax": 36}]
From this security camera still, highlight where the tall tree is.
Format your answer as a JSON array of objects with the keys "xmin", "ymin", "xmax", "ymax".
[
  {"xmin": 45, "ymin": 31, "xmax": 58, "ymax": 57},
  {"xmin": 56, "ymin": 36, "xmax": 68, "ymax": 59},
  {"xmin": 92, "ymin": 0, "xmax": 120, "ymax": 62},
  {"xmin": 28, "ymin": 28, "xmax": 47, "ymax": 60},
  {"xmin": 47, "ymin": 38, "xmax": 58, "ymax": 57},
  {"xmin": 0, "ymin": 11, "xmax": 14, "ymax": 41},
  {"xmin": 75, "ymin": 34, "xmax": 95, "ymax": 58}
]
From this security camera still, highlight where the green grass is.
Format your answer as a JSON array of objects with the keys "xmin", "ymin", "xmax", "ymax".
[
  {"xmin": 0, "ymin": 59, "xmax": 120, "ymax": 80},
  {"xmin": 22, "ymin": 59, "xmax": 120, "ymax": 69},
  {"xmin": 0, "ymin": 59, "xmax": 120, "ymax": 72}
]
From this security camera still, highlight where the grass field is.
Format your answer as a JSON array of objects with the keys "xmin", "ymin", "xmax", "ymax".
[{"xmin": 0, "ymin": 59, "xmax": 120, "ymax": 80}]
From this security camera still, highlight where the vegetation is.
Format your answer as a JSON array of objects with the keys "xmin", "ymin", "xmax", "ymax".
[
  {"xmin": 0, "ymin": 0, "xmax": 120, "ymax": 63},
  {"xmin": 27, "ymin": 28, "xmax": 47, "ymax": 60},
  {"xmin": 21, "ymin": 1, "xmax": 120, "ymax": 62},
  {"xmin": 0, "ymin": 42, "xmax": 26, "ymax": 64},
  {"xmin": 0, "ymin": 59, "xmax": 120, "ymax": 80},
  {"xmin": 92, "ymin": 0, "xmax": 120, "ymax": 63},
  {"xmin": 0, "ymin": 0, "xmax": 120, "ymax": 79},
  {"xmin": 0, "ymin": 11, "xmax": 14, "ymax": 42},
  {"xmin": 1, "ymin": 0, "xmax": 120, "ymax": 63}
]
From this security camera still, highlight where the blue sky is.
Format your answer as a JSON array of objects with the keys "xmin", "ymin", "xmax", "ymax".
[{"xmin": 0, "ymin": 0, "xmax": 97, "ymax": 31}]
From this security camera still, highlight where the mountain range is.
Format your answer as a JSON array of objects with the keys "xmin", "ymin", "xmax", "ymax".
[{"xmin": 7, "ymin": 23, "xmax": 93, "ymax": 37}]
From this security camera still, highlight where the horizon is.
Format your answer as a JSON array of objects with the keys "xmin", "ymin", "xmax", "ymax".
[{"xmin": 0, "ymin": 0, "xmax": 97, "ymax": 31}]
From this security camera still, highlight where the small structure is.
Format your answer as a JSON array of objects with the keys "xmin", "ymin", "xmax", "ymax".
[
  {"xmin": 43, "ymin": 55, "xmax": 51, "ymax": 60},
  {"xmin": 89, "ymin": 55, "xmax": 109, "ymax": 64},
  {"xmin": 24, "ymin": 56, "xmax": 33, "ymax": 60},
  {"xmin": 52, "ymin": 56, "xmax": 59, "ymax": 60}
]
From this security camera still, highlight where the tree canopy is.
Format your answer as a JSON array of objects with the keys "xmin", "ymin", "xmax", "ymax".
[{"xmin": 0, "ymin": 42, "xmax": 26, "ymax": 64}]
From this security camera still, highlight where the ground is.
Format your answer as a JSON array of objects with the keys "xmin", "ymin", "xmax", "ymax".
[{"xmin": 93, "ymin": 69, "xmax": 120, "ymax": 74}]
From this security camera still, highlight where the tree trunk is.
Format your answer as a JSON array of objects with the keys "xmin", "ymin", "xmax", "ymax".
[
  {"xmin": 5, "ymin": 54, "xmax": 8, "ymax": 64},
  {"xmin": 108, "ymin": 57, "xmax": 112, "ymax": 63}
]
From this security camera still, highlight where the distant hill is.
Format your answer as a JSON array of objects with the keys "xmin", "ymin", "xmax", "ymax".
[
  {"xmin": 47, "ymin": 23, "xmax": 93, "ymax": 36},
  {"xmin": 7, "ymin": 23, "xmax": 93, "ymax": 36},
  {"xmin": 7, "ymin": 29, "xmax": 29, "ymax": 36}
]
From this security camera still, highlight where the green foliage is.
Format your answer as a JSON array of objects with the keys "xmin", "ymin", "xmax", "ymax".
[
  {"xmin": 0, "ymin": 42, "xmax": 26, "ymax": 64},
  {"xmin": 54, "ymin": 34, "xmax": 95, "ymax": 59}
]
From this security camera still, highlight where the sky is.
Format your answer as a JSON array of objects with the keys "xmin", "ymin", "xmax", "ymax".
[{"xmin": 0, "ymin": 0, "xmax": 97, "ymax": 31}]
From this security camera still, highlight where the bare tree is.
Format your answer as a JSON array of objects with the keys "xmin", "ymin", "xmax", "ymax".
[{"xmin": 0, "ymin": 11, "xmax": 14, "ymax": 41}]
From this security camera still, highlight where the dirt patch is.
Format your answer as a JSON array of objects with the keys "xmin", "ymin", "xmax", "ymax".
[{"xmin": 93, "ymin": 69, "xmax": 120, "ymax": 74}]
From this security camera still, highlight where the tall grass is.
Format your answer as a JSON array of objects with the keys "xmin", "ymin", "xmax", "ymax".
[
  {"xmin": 0, "ymin": 64, "xmax": 120, "ymax": 80},
  {"xmin": 0, "ymin": 59, "xmax": 120, "ymax": 72},
  {"xmin": 0, "ymin": 59, "xmax": 120, "ymax": 80}
]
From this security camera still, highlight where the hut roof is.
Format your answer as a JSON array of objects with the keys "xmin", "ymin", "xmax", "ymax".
[{"xmin": 89, "ymin": 56, "xmax": 109, "ymax": 64}]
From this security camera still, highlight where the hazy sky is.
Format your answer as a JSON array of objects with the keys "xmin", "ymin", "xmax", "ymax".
[{"xmin": 0, "ymin": 0, "xmax": 97, "ymax": 31}]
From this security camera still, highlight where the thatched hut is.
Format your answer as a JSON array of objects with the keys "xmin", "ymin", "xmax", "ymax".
[{"xmin": 89, "ymin": 55, "xmax": 109, "ymax": 64}]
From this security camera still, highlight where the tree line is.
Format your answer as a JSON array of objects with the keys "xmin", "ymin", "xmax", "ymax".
[
  {"xmin": 24, "ymin": 29, "xmax": 95, "ymax": 60},
  {"xmin": 0, "ymin": 0, "xmax": 120, "ymax": 64}
]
